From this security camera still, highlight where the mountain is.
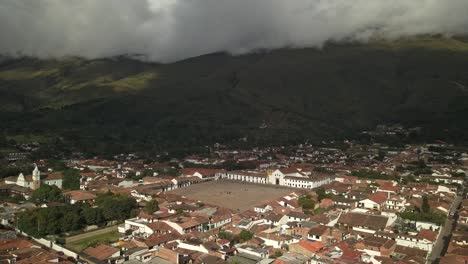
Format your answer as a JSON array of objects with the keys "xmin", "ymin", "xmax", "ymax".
[{"xmin": 1, "ymin": 36, "xmax": 468, "ymax": 154}]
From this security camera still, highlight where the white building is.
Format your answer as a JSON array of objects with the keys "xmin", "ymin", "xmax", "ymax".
[
  {"xmin": 220, "ymin": 168, "xmax": 332, "ymax": 190},
  {"xmin": 5, "ymin": 165, "xmax": 63, "ymax": 190}
]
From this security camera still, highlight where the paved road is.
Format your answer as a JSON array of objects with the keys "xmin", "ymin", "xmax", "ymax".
[
  {"xmin": 427, "ymin": 195, "xmax": 462, "ymax": 264},
  {"xmin": 65, "ymin": 225, "xmax": 118, "ymax": 243}
]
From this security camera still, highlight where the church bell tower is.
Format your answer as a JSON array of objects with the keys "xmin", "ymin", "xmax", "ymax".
[{"xmin": 32, "ymin": 164, "xmax": 41, "ymax": 190}]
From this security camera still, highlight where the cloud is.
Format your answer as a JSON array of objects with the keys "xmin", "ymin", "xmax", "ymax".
[{"xmin": 1, "ymin": 0, "xmax": 468, "ymax": 62}]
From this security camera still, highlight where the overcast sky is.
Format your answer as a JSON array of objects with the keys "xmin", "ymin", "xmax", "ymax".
[{"xmin": 1, "ymin": 0, "xmax": 468, "ymax": 62}]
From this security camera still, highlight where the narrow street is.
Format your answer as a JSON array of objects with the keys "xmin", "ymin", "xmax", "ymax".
[{"xmin": 427, "ymin": 194, "xmax": 463, "ymax": 264}]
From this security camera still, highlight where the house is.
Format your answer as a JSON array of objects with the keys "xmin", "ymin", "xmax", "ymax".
[
  {"xmin": 254, "ymin": 203, "xmax": 273, "ymax": 214},
  {"xmin": 307, "ymin": 225, "xmax": 330, "ymax": 243},
  {"xmin": 255, "ymin": 232, "xmax": 297, "ymax": 249},
  {"xmin": 358, "ymin": 193, "xmax": 388, "ymax": 211},
  {"xmin": 355, "ymin": 236, "xmax": 396, "ymax": 257},
  {"xmin": 458, "ymin": 208, "xmax": 468, "ymax": 225},
  {"xmin": 236, "ymin": 245, "xmax": 270, "ymax": 259},
  {"xmin": 286, "ymin": 211, "xmax": 309, "ymax": 223},
  {"xmin": 222, "ymin": 171, "xmax": 269, "ymax": 184},
  {"xmin": 337, "ymin": 213, "xmax": 388, "ymax": 234},
  {"xmin": 289, "ymin": 240, "xmax": 325, "ymax": 257},
  {"xmin": 264, "ymin": 213, "xmax": 288, "ymax": 226},
  {"xmin": 64, "ymin": 190, "xmax": 97, "ymax": 204},
  {"xmin": 180, "ymin": 168, "xmax": 224, "ymax": 180},
  {"xmin": 82, "ymin": 244, "xmax": 121, "ymax": 262}
]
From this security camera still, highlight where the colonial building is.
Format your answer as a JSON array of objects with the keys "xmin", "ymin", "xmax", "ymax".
[
  {"xmin": 4, "ymin": 165, "xmax": 63, "ymax": 190},
  {"xmin": 220, "ymin": 168, "xmax": 333, "ymax": 190}
]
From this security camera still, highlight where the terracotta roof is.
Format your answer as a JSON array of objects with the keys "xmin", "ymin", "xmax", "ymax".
[
  {"xmin": 368, "ymin": 192, "xmax": 388, "ymax": 205},
  {"xmin": 416, "ymin": 229, "xmax": 438, "ymax": 242},
  {"xmin": 64, "ymin": 190, "xmax": 97, "ymax": 201},
  {"xmin": 43, "ymin": 172, "xmax": 64, "ymax": 180},
  {"xmin": 338, "ymin": 213, "xmax": 388, "ymax": 230},
  {"xmin": 308, "ymin": 225, "xmax": 329, "ymax": 237},
  {"xmin": 296, "ymin": 240, "xmax": 324, "ymax": 253},
  {"xmin": 361, "ymin": 236, "xmax": 395, "ymax": 249},
  {"xmin": 83, "ymin": 244, "xmax": 119, "ymax": 261},
  {"xmin": 265, "ymin": 213, "xmax": 284, "ymax": 222},
  {"xmin": 144, "ymin": 233, "xmax": 180, "ymax": 247}
]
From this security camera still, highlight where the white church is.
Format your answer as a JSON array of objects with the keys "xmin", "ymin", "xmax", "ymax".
[{"xmin": 5, "ymin": 165, "xmax": 64, "ymax": 190}]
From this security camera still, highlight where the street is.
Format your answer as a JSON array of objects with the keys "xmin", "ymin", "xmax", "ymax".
[{"xmin": 426, "ymin": 194, "xmax": 463, "ymax": 264}]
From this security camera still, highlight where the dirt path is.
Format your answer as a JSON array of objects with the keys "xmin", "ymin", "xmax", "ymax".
[{"xmin": 65, "ymin": 226, "xmax": 118, "ymax": 243}]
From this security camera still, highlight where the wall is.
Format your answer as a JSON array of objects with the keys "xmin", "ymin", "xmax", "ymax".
[{"xmin": 16, "ymin": 231, "xmax": 79, "ymax": 259}]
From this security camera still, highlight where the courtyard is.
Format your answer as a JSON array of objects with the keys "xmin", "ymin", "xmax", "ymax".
[{"xmin": 168, "ymin": 180, "xmax": 294, "ymax": 211}]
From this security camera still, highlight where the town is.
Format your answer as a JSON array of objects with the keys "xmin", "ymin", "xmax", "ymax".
[{"xmin": 1, "ymin": 126, "xmax": 468, "ymax": 264}]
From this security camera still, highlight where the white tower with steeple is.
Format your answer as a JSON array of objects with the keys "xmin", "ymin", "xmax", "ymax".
[{"xmin": 32, "ymin": 164, "xmax": 41, "ymax": 190}]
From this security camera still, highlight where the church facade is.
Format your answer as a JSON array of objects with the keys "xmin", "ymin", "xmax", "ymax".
[{"xmin": 5, "ymin": 166, "xmax": 63, "ymax": 190}]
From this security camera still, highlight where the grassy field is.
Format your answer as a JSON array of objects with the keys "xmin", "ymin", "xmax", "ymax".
[{"xmin": 65, "ymin": 229, "xmax": 119, "ymax": 252}]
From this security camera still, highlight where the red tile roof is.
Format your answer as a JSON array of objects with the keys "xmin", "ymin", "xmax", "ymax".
[
  {"xmin": 83, "ymin": 244, "xmax": 119, "ymax": 261},
  {"xmin": 297, "ymin": 240, "xmax": 325, "ymax": 253}
]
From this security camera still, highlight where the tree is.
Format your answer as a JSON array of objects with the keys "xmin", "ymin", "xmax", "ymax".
[
  {"xmin": 96, "ymin": 192, "xmax": 137, "ymax": 221},
  {"xmin": 49, "ymin": 160, "xmax": 67, "ymax": 171},
  {"xmin": 239, "ymin": 230, "xmax": 253, "ymax": 242},
  {"xmin": 273, "ymin": 250, "xmax": 283, "ymax": 258},
  {"xmin": 422, "ymin": 196, "xmax": 430, "ymax": 213},
  {"xmin": 62, "ymin": 169, "xmax": 81, "ymax": 190},
  {"xmin": 144, "ymin": 199, "xmax": 159, "ymax": 214},
  {"xmin": 298, "ymin": 195, "xmax": 316, "ymax": 210},
  {"xmin": 218, "ymin": 231, "xmax": 233, "ymax": 241},
  {"xmin": 316, "ymin": 189, "xmax": 331, "ymax": 202},
  {"xmin": 81, "ymin": 206, "xmax": 104, "ymax": 225},
  {"xmin": 31, "ymin": 185, "xmax": 64, "ymax": 204}
]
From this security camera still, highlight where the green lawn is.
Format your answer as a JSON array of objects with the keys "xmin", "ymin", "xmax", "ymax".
[{"xmin": 65, "ymin": 230, "xmax": 120, "ymax": 252}]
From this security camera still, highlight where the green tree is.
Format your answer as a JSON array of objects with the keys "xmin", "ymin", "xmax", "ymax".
[
  {"xmin": 239, "ymin": 230, "xmax": 253, "ymax": 242},
  {"xmin": 81, "ymin": 206, "xmax": 104, "ymax": 225},
  {"xmin": 316, "ymin": 189, "xmax": 331, "ymax": 202},
  {"xmin": 61, "ymin": 210, "xmax": 82, "ymax": 232},
  {"xmin": 96, "ymin": 192, "xmax": 137, "ymax": 221},
  {"xmin": 49, "ymin": 160, "xmax": 67, "ymax": 171},
  {"xmin": 62, "ymin": 169, "xmax": 81, "ymax": 190},
  {"xmin": 144, "ymin": 199, "xmax": 159, "ymax": 214},
  {"xmin": 273, "ymin": 250, "xmax": 283, "ymax": 258},
  {"xmin": 218, "ymin": 231, "xmax": 233, "ymax": 241},
  {"xmin": 31, "ymin": 185, "xmax": 64, "ymax": 204},
  {"xmin": 422, "ymin": 196, "xmax": 430, "ymax": 213},
  {"xmin": 298, "ymin": 194, "xmax": 316, "ymax": 210}
]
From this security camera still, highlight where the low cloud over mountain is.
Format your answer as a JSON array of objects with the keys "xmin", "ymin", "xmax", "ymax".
[{"xmin": 1, "ymin": 0, "xmax": 468, "ymax": 62}]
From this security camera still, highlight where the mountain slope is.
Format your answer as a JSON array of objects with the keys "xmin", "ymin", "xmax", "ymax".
[{"xmin": 1, "ymin": 37, "xmax": 468, "ymax": 153}]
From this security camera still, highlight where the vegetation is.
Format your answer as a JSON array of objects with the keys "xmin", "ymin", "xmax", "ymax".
[
  {"xmin": 31, "ymin": 185, "xmax": 64, "ymax": 204},
  {"xmin": 17, "ymin": 192, "xmax": 137, "ymax": 237},
  {"xmin": 272, "ymin": 250, "xmax": 283, "ymax": 258},
  {"xmin": 0, "ymin": 164, "xmax": 34, "ymax": 179},
  {"xmin": 422, "ymin": 196, "xmax": 430, "ymax": 213},
  {"xmin": 238, "ymin": 230, "xmax": 254, "ymax": 243},
  {"xmin": 218, "ymin": 231, "xmax": 233, "ymax": 241},
  {"xmin": 399, "ymin": 211, "xmax": 446, "ymax": 226},
  {"xmin": 143, "ymin": 199, "xmax": 159, "ymax": 214},
  {"xmin": 351, "ymin": 170, "xmax": 396, "ymax": 181},
  {"xmin": 316, "ymin": 189, "xmax": 332, "ymax": 202},
  {"xmin": 2, "ymin": 37, "xmax": 468, "ymax": 154},
  {"xmin": 95, "ymin": 192, "xmax": 138, "ymax": 221},
  {"xmin": 62, "ymin": 169, "xmax": 81, "ymax": 190},
  {"xmin": 66, "ymin": 230, "xmax": 120, "ymax": 252},
  {"xmin": 298, "ymin": 194, "xmax": 316, "ymax": 214}
]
